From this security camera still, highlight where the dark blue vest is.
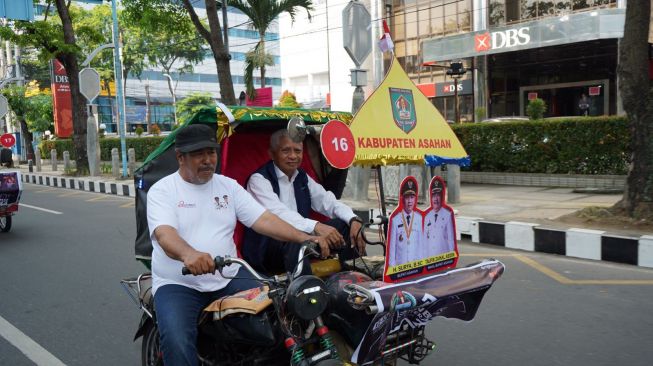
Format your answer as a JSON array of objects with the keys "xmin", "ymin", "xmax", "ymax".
[{"xmin": 242, "ymin": 161, "xmax": 312, "ymax": 267}]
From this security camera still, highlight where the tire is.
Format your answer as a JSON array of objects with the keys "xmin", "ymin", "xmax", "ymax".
[
  {"xmin": 0, "ymin": 216, "xmax": 11, "ymax": 232},
  {"xmin": 141, "ymin": 321, "xmax": 163, "ymax": 366}
]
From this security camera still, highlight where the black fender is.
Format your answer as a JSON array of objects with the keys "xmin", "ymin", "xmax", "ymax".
[{"xmin": 134, "ymin": 312, "xmax": 155, "ymax": 342}]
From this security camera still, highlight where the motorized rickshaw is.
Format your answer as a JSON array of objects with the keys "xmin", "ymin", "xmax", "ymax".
[
  {"xmin": 0, "ymin": 168, "xmax": 21, "ymax": 233},
  {"xmin": 124, "ymin": 100, "xmax": 504, "ymax": 366}
]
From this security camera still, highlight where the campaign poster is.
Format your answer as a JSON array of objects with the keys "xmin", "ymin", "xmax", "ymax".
[
  {"xmin": 384, "ymin": 176, "xmax": 424, "ymax": 282},
  {"xmin": 421, "ymin": 176, "xmax": 458, "ymax": 274},
  {"xmin": 383, "ymin": 175, "xmax": 458, "ymax": 283}
]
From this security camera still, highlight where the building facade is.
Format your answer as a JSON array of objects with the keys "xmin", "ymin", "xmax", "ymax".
[{"xmin": 390, "ymin": 0, "xmax": 625, "ymax": 120}]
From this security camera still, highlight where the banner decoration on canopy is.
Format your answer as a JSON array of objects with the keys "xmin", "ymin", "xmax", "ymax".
[{"xmin": 349, "ymin": 56, "xmax": 470, "ymax": 167}]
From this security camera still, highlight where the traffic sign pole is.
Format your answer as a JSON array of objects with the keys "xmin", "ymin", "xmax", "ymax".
[
  {"xmin": 79, "ymin": 67, "xmax": 102, "ymax": 176},
  {"xmin": 342, "ymin": 1, "xmax": 372, "ymax": 201}
]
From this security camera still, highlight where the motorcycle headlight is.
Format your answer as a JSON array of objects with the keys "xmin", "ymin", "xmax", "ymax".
[{"xmin": 286, "ymin": 275, "xmax": 328, "ymax": 320}]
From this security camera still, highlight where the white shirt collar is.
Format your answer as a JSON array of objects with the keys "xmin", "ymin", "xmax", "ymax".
[{"xmin": 273, "ymin": 163, "xmax": 298, "ymax": 182}]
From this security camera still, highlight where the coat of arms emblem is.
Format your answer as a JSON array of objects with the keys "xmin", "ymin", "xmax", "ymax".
[{"xmin": 389, "ymin": 88, "xmax": 417, "ymax": 134}]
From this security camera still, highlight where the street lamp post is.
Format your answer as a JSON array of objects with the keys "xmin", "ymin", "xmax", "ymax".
[
  {"xmin": 163, "ymin": 73, "xmax": 178, "ymax": 127},
  {"xmin": 423, "ymin": 61, "xmax": 468, "ymax": 123},
  {"xmin": 110, "ymin": 0, "xmax": 128, "ymax": 178}
]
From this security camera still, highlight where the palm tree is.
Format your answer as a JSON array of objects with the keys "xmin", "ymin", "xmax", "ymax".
[{"xmin": 229, "ymin": 0, "xmax": 314, "ymax": 99}]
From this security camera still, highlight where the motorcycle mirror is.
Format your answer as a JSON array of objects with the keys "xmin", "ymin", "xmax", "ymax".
[{"xmin": 287, "ymin": 117, "xmax": 322, "ymax": 143}]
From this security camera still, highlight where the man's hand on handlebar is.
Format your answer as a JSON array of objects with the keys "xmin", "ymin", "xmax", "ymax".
[
  {"xmin": 314, "ymin": 222, "xmax": 344, "ymax": 250},
  {"xmin": 181, "ymin": 249, "xmax": 215, "ymax": 275},
  {"xmin": 349, "ymin": 220, "xmax": 367, "ymax": 256},
  {"xmin": 308, "ymin": 235, "xmax": 331, "ymax": 259}
]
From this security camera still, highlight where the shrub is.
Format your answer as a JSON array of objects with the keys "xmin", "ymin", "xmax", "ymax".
[
  {"xmin": 150, "ymin": 124, "xmax": 161, "ymax": 136},
  {"xmin": 526, "ymin": 98, "xmax": 546, "ymax": 120},
  {"xmin": 135, "ymin": 126, "xmax": 144, "ymax": 137},
  {"xmin": 39, "ymin": 136, "xmax": 166, "ymax": 162},
  {"xmin": 452, "ymin": 116, "xmax": 629, "ymax": 175},
  {"xmin": 475, "ymin": 107, "xmax": 486, "ymax": 122}
]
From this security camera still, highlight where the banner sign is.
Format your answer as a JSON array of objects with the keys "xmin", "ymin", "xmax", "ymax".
[
  {"xmin": 246, "ymin": 87, "xmax": 273, "ymax": 107},
  {"xmin": 350, "ymin": 259, "xmax": 505, "ymax": 364},
  {"xmin": 384, "ymin": 176, "xmax": 458, "ymax": 283},
  {"xmin": 50, "ymin": 59, "xmax": 73, "ymax": 138},
  {"xmin": 0, "ymin": 171, "xmax": 22, "ymax": 214},
  {"xmin": 349, "ymin": 56, "xmax": 469, "ymax": 167},
  {"xmin": 125, "ymin": 105, "xmax": 147, "ymax": 124}
]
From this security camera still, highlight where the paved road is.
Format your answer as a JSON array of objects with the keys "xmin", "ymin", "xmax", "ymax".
[{"xmin": 2, "ymin": 183, "xmax": 653, "ymax": 366}]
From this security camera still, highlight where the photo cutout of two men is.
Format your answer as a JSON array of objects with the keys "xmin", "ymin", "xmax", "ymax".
[{"xmin": 384, "ymin": 175, "xmax": 458, "ymax": 283}]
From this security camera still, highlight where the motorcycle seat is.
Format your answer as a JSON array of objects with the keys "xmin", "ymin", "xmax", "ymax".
[
  {"xmin": 138, "ymin": 274, "xmax": 153, "ymax": 306},
  {"xmin": 204, "ymin": 285, "xmax": 272, "ymax": 320}
]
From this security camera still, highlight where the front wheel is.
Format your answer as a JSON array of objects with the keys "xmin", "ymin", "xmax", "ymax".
[
  {"xmin": 141, "ymin": 321, "xmax": 163, "ymax": 366},
  {"xmin": 0, "ymin": 215, "xmax": 11, "ymax": 232}
]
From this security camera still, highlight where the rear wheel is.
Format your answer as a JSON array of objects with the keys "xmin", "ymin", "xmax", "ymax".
[
  {"xmin": 141, "ymin": 321, "xmax": 163, "ymax": 366},
  {"xmin": 0, "ymin": 216, "xmax": 11, "ymax": 232}
]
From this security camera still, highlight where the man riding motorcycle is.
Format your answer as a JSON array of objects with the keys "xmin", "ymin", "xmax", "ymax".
[{"xmin": 146, "ymin": 124, "xmax": 328, "ymax": 366}]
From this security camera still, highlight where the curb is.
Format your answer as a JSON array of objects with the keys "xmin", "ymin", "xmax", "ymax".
[
  {"xmin": 20, "ymin": 172, "xmax": 135, "ymax": 198},
  {"xmin": 456, "ymin": 216, "xmax": 653, "ymax": 269},
  {"xmin": 361, "ymin": 208, "xmax": 653, "ymax": 269}
]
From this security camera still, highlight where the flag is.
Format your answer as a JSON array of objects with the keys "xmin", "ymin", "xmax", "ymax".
[{"xmin": 379, "ymin": 20, "xmax": 394, "ymax": 53}]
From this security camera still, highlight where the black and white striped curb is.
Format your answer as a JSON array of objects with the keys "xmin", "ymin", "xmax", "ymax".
[
  {"xmin": 20, "ymin": 173, "xmax": 135, "ymax": 197},
  {"xmin": 360, "ymin": 208, "xmax": 653, "ymax": 269},
  {"xmin": 456, "ymin": 216, "xmax": 653, "ymax": 269}
]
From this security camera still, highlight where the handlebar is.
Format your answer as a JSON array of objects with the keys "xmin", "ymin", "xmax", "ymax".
[{"xmin": 181, "ymin": 241, "xmax": 320, "ymax": 280}]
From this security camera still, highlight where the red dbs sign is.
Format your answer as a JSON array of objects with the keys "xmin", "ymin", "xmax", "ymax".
[{"xmin": 51, "ymin": 59, "xmax": 73, "ymax": 138}]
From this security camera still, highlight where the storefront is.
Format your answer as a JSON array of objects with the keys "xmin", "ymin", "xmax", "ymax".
[
  {"xmin": 418, "ymin": 79, "xmax": 474, "ymax": 122},
  {"xmin": 421, "ymin": 7, "xmax": 625, "ymax": 118}
]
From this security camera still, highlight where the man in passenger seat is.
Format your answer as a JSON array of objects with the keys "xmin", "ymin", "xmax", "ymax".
[{"xmin": 243, "ymin": 129, "xmax": 366, "ymax": 275}]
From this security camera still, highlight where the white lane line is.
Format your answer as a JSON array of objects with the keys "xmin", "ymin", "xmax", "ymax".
[
  {"xmin": 0, "ymin": 315, "xmax": 67, "ymax": 366},
  {"xmin": 19, "ymin": 204, "xmax": 63, "ymax": 215}
]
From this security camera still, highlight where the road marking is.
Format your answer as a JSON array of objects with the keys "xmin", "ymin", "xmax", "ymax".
[
  {"xmin": 57, "ymin": 191, "xmax": 83, "ymax": 197},
  {"xmin": 0, "ymin": 314, "xmax": 67, "ymax": 366},
  {"xmin": 86, "ymin": 195, "xmax": 108, "ymax": 202},
  {"xmin": 19, "ymin": 204, "xmax": 63, "ymax": 215},
  {"xmin": 35, "ymin": 188, "xmax": 58, "ymax": 193},
  {"xmin": 120, "ymin": 201, "xmax": 135, "ymax": 208},
  {"xmin": 514, "ymin": 254, "xmax": 653, "ymax": 285}
]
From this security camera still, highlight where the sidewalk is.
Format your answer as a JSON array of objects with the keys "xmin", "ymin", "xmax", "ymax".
[{"xmin": 14, "ymin": 163, "xmax": 653, "ymax": 269}]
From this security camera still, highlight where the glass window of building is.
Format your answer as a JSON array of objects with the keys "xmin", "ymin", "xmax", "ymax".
[
  {"xmin": 418, "ymin": 3, "xmax": 430, "ymax": 36},
  {"xmin": 406, "ymin": 8, "xmax": 418, "ymax": 39},
  {"xmin": 394, "ymin": 10, "xmax": 406, "ymax": 40},
  {"xmin": 444, "ymin": 2, "xmax": 458, "ymax": 34},
  {"xmin": 458, "ymin": 0, "xmax": 471, "ymax": 31},
  {"xmin": 506, "ymin": 0, "xmax": 521, "ymax": 23},
  {"xmin": 489, "ymin": 0, "xmax": 506, "ymax": 27},
  {"xmin": 430, "ymin": 1, "xmax": 444, "ymax": 36}
]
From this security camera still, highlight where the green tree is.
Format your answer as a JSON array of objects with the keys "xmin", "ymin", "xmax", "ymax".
[
  {"xmin": 176, "ymin": 92, "xmax": 214, "ymax": 125},
  {"xmin": 228, "ymin": 0, "xmax": 314, "ymax": 98},
  {"xmin": 1, "ymin": 86, "xmax": 34, "ymax": 159},
  {"xmin": 123, "ymin": 0, "xmax": 237, "ymax": 104},
  {"xmin": 616, "ymin": 0, "xmax": 653, "ymax": 219},
  {"xmin": 24, "ymin": 94, "xmax": 54, "ymax": 134},
  {"xmin": 526, "ymin": 98, "xmax": 546, "ymax": 120},
  {"xmin": 0, "ymin": 1, "xmax": 107, "ymax": 172}
]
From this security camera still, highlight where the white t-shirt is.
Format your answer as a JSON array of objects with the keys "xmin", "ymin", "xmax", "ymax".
[{"xmin": 147, "ymin": 172, "xmax": 265, "ymax": 294}]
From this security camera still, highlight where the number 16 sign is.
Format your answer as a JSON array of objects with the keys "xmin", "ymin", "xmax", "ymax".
[{"xmin": 320, "ymin": 120, "xmax": 356, "ymax": 169}]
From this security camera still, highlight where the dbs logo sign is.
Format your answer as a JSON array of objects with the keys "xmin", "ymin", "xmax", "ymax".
[
  {"xmin": 475, "ymin": 33, "xmax": 491, "ymax": 52},
  {"xmin": 475, "ymin": 27, "xmax": 530, "ymax": 52}
]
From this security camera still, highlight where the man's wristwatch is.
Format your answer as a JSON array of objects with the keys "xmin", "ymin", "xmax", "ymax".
[{"xmin": 349, "ymin": 216, "xmax": 363, "ymax": 226}]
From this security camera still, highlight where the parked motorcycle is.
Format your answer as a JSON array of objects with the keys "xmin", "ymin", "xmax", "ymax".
[{"xmin": 122, "ymin": 237, "xmax": 505, "ymax": 366}]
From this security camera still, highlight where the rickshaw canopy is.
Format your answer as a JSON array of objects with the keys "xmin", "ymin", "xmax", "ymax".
[{"xmin": 349, "ymin": 56, "xmax": 470, "ymax": 167}]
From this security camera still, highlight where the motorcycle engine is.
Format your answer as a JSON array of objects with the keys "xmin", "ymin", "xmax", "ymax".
[{"xmin": 286, "ymin": 275, "xmax": 328, "ymax": 320}]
